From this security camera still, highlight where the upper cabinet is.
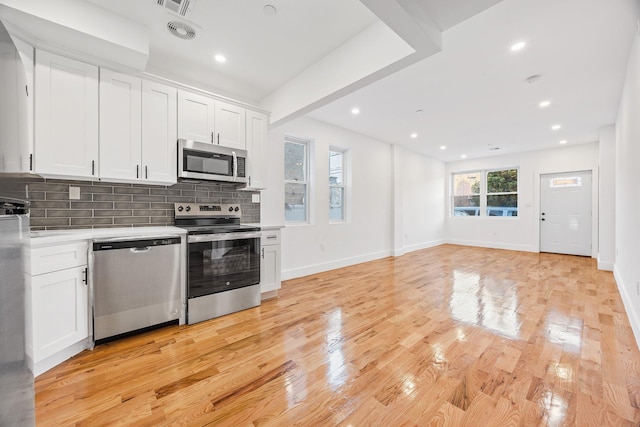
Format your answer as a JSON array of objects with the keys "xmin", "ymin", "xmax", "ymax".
[
  {"xmin": 245, "ymin": 110, "xmax": 268, "ymax": 189},
  {"xmin": 141, "ymin": 80, "xmax": 177, "ymax": 184},
  {"xmin": 177, "ymin": 90, "xmax": 246, "ymax": 150},
  {"xmin": 35, "ymin": 50, "xmax": 99, "ymax": 178},
  {"xmin": 99, "ymin": 69, "xmax": 177, "ymax": 185},
  {"xmin": 99, "ymin": 69, "xmax": 142, "ymax": 181}
]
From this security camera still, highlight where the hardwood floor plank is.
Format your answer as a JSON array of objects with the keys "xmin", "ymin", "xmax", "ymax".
[{"xmin": 34, "ymin": 245, "xmax": 640, "ymax": 425}]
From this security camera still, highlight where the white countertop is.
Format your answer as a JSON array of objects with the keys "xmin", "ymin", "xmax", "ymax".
[
  {"xmin": 29, "ymin": 224, "xmax": 284, "ymax": 246},
  {"xmin": 29, "ymin": 226, "xmax": 187, "ymax": 246}
]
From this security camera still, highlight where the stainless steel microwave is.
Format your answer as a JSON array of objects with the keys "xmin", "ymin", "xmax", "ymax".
[{"xmin": 178, "ymin": 139, "xmax": 248, "ymax": 184}]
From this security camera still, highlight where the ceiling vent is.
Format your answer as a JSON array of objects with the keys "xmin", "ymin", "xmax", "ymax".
[
  {"xmin": 156, "ymin": 0, "xmax": 194, "ymax": 19},
  {"xmin": 167, "ymin": 21, "xmax": 196, "ymax": 40}
]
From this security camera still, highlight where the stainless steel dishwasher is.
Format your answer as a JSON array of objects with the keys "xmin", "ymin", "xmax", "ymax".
[{"xmin": 91, "ymin": 235, "xmax": 182, "ymax": 344}]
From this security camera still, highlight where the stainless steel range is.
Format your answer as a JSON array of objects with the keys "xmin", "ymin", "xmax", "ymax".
[{"xmin": 174, "ymin": 203, "xmax": 261, "ymax": 324}]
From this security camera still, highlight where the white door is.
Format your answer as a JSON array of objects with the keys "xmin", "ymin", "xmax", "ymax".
[
  {"xmin": 177, "ymin": 90, "xmax": 215, "ymax": 143},
  {"xmin": 215, "ymin": 100, "xmax": 245, "ymax": 149},
  {"xmin": 35, "ymin": 50, "xmax": 99, "ymax": 178},
  {"xmin": 540, "ymin": 171, "xmax": 592, "ymax": 256},
  {"xmin": 141, "ymin": 80, "xmax": 177, "ymax": 184},
  {"xmin": 99, "ymin": 69, "xmax": 142, "ymax": 181},
  {"xmin": 245, "ymin": 110, "xmax": 267, "ymax": 188}
]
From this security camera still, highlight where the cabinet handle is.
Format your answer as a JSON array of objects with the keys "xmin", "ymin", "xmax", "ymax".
[
  {"xmin": 136, "ymin": 164, "xmax": 139, "ymax": 179},
  {"xmin": 25, "ymin": 85, "xmax": 28, "ymax": 97},
  {"xmin": 261, "ymin": 247, "xmax": 264, "ymax": 258},
  {"xmin": 248, "ymin": 176, "xmax": 251, "ymax": 187},
  {"xmin": 211, "ymin": 132, "xmax": 214, "ymax": 144},
  {"xmin": 145, "ymin": 165, "xmax": 148, "ymax": 179},
  {"xmin": 29, "ymin": 154, "xmax": 33, "ymax": 171},
  {"xmin": 91, "ymin": 160, "xmax": 95, "ymax": 176},
  {"xmin": 267, "ymin": 235, "xmax": 277, "ymax": 240},
  {"xmin": 217, "ymin": 133, "xmax": 220, "ymax": 145},
  {"xmin": 82, "ymin": 267, "xmax": 88, "ymax": 285}
]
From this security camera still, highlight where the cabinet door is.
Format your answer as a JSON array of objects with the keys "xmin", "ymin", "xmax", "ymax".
[
  {"xmin": 35, "ymin": 50, "xmax": 98, "ymax": 178},
  {"xmin": 177, "ymin": 90, "xmax": 215, "ymax": 143},
  {"xmin": 215, "ymin": 100, "xmax": 245, "ymax": 150},
  {"xmin": 260, "ymin": 244, "xmax": 281, "ymax": 293},
  {"xmin": 31, "ymin": 266, "xmax": 88, "ymax": 362},
  {"xmin": 245, "ymin": 110, "xmax": 268, "ymax": 189},
  {"xmin": 99, "ymin": 69, "xmax": 142, "ymax": 181},
  {"xmin": 142, "ymin": 80, "xmax": 177, "ymax": 184}
]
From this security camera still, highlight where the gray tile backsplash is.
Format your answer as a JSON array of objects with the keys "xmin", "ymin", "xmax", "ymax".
[{"xmin": 24, "ymin": 179, "xmax": 260, "ymax": 230}]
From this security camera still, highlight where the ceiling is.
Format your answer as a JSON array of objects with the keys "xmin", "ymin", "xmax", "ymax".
[{"xmin": 74, "ymin": 0, "xmax": 639, "ymax": 162}]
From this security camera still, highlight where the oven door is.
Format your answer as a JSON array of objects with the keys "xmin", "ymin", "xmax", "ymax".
[{"xmin": 187, "ymin": 232, "xmax": 261, "ymax": 298}]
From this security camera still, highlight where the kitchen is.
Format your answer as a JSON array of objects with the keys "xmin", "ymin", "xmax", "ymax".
[{"xmin": 2, "ymin": 0, "xmax": 640, "ymax": 425}]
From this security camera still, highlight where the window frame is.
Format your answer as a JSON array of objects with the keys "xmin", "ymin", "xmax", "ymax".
[
  {"xmin": 328, "ymin": 146, "xmax": 348, "ymax": 223},
  {"xmin": 284, "ymin": 136, "xmax": 312, "ymax": 224},
  {"xmin": 451, "ymin": 167, "xmax": 519, "ymax": 218}
]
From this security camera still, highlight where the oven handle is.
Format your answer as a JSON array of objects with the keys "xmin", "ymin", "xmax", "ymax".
[
  {"xmin": 188, "ymin": 231, "xmax": 262, "ymax": 243},
  {"xmin": 232, "ymin": 151, "xmax": 238, "ymax": 181}
]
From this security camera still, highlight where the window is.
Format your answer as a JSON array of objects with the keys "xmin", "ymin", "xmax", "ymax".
[
  {"xmin": 329, "ymin": 148, "xmax": 346, "ymax": 221},
  {"xmin": 486, "ymin": 169, "xmax": 518, "ymax": 216},
  {"xmin": 284, "ymin": 137, "xmax": 310, "ymax": 222},
  {"xmin": 452, "ymin": 168, "xmax": 518, "ymax": 217},
  {"xmin": 453, "ymin": 172, "xmax": 481, "ymax": 216}
]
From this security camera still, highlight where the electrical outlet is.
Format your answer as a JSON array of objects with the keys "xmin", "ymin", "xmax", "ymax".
[
  {"xmin": 69, "ymin": 186, "xmax": 80, "ymax": 200},
  {"xmin": 251, "ymin": 194, "xmax": 260, "ymax": 203}
]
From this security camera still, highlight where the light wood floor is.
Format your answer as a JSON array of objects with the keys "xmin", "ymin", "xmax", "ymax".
[{"xmin": 35, "ymin": 244, "xmax": 640, "ymax": 426}]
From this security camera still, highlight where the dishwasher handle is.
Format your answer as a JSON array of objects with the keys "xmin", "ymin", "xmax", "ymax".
[
  {"xmin": 130, "ymin": 247, "xmax": 151, "ymax": 253},
  {"xmin": 93, "ymin": 236, "xmax": 181, "ymax": 251}
]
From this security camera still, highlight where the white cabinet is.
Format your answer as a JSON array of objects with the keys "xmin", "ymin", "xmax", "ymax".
[
  {"xmin": 245, "ymin": 110, "xmax": 268, "ymax": 189},
  {"xmin": 99, "ymin": 69, "xmax": 141, "ymax": 181},
  {"xmin": 100, "ymin": 69, "xmax": 177, "ymax": 185},
  {"xmin": 142, "ymin": 80, "xmax": 177, "ymax": 184},
  {"xmin": 26, "ymin": 241, "xmax": 89, "ymax": 375},
  {"xmin": 0, "ymin": 38, "xmax": 33, "ymax": 173},
  {"xmin": 260, "ymin": 230, "xmax": 281, "ymax": 293},
  {"xmin": 215, "ymin": 101, "xmax": 245, "ymax": 150},
  {"xmin": 35, "ymin": 50, "xmax": 99, "ymax": 178},
  {"xmin": 177, "ymin": 89, "xmax": 246, "ymax": 150}
]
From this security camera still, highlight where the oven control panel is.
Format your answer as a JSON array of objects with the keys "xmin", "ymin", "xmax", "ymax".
[{"xmin": 174, "ymin": 203, "xmax": 242, "ymax": 218}]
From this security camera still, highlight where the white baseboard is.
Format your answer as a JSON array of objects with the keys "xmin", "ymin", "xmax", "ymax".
[
  {"xmin": 282, "ymin": 250, "xmax": 391, "ymax": 281},
  {"xmin": 33, "ymin": 339, "xmax": 89, "ymax": 377},
  {"xmin": 597, "ymin": 256, "xmax": 614, "ymax": 271},
  {"xmin": 614, "ymin": 266, "xmax": 640, "ymax": 352},
  {"xmin": 394, "ymin": 239, "xmax": 445, "ymax": 257},
  {"xmin": 445, "ymin": 238, "xmax": 536, "ymax": 253}
]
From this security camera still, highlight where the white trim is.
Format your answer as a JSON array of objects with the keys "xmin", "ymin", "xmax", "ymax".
[
  {"xmin": 597, "ymin": 256, "xmax": 614, "ymax": 271},
  {"xmin": 282, "ymin": 250, "xmax": 391, "ymax": 281},
  {"xmin": 614, "ymin": 265, "xmax": 640, "ymax": 352},
  {"xmin": 31, "ymin": 338, "xmax": 89, "ymax": 377},
  {"xmin": 398, "ymin": 239, "xmax": 446, "ymax": 256},
  {"xmin": 445, "ymin": 238, "xmax": 536, "ymax": 253}
]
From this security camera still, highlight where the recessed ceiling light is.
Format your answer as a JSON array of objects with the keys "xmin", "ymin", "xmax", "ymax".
[
  {"xmin": 351, "ymin": 107, "xmax": 360, "ymax": 115},
  {"xmin": 410, "ymin": 133, "xmax": 418, "ymax": 138},
  {"xmin": 551, "ymin": 124, "xmax": 562, "ymax": 131},
  {"xmin": 539, "ymin": 100, "xmax": 551, "ymax": 108},
  {"xmin": 461, "ymin": 154, "xmax": 467, "ymax": 159},
  {"xmin": 214, "ymin": 54, "xmax": 226, "ymax": 63},
  {"xmin": 416, "ymin": 109, "xmax": 423, "ymax": 114},
  {"xmin": 559, "ymin": 140, "xmax": 568, "ymax": 144},
  {"xmin": 440, "ymin": 145, "xmax": 446, "ymax": 150},
  {"xmin": 510, "ymin": 41, "xmax": 526, "ymax": 52}
]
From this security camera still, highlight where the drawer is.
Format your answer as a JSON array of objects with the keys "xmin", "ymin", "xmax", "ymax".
[
  {"xmin": 30, "ymin": 242, "xmax": 88, "ymax": 275},
  {"xmin": 261, "ymin": 230, "xmax": 281, "ymax": 246}
]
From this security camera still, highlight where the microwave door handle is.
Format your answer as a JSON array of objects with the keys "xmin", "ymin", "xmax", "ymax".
[{"xmin": 232, "ymin": 151, "xmax": 237, "ymax": 181}]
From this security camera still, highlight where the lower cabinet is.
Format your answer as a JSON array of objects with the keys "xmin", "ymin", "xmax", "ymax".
[
  {"xmin": 26, "ymin": 241, "xmax": 89, "ymax": 375},
  {"xmin": 260, "ymin": 230, "xmax": 281, "ymax": 293}
]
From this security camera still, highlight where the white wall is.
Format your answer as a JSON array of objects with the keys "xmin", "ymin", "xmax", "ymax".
[
  {"xmin": 264, "ymin": 117, "xmax": 394, "ymax": 280},
  {"xmin": 393, "ymin": 145, "xmax": 446, "ymax": 255},
  {"xmin": 614, "ymin": 31, "xmax": 640, "ymax": 347},
  {"xmin": 446, "ymin": 144, "xmax": 599, "ymax": 254},
  {"xmin": 598, "ymin": 125, "xmax": 616, "ymax": 270}
]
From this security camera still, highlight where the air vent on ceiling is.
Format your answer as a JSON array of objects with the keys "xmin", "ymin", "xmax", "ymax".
[
  {"xmin": 156, "ymin": 0, "xmax": 194, "ymax": 19},
  {"xmin": 167, "ymin": 21, "xmax": 196, "ymax": 40}
]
